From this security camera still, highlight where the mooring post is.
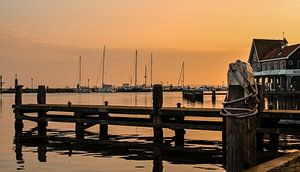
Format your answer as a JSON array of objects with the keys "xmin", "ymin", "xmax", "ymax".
[
  {"xmin": 152, "ymin": 84, "xmax": 163, "ymax": 143},
  {"xmin": 14, "ymin": 85, "xmax": 23, "ymax": 140},
  {"xmin": 99, "ymin": 101, "xmax": 109, "ymax": 140},
  {"xmin": 175, "ymin": 103, "xmax": 185, "ymax": 147},
  {"xmin": 75, "ymin": 111, "xmax": 84, "ymax": 140},
  {"xmin": 37, "ymin": 85, "xmax": 47, "ymax": 136},
  {"xmin": 256, "ymin": 84, "xmax": 264, "ymax": 151},
  {"xmin": 212, "ymin": 90, "xmax": 216, "ymax": 104},
  {"xmin": 199, "ymin": 90, "xmax": 204, "ymax": 103},
  {"xmin": 223, "ymin": 60, "xmax": 257, "ymax": 171}
]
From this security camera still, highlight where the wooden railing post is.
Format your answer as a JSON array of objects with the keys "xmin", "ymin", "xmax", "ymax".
[
  {"xmin": 14, "ymin": 85, "xmax": 23, "ymax": 139},
  {"xmin": 37, "ymin": 85, "xmax": 47, "ymax": 136},
  {"xmin": 152, "ymin": 84, "xmax": 163, "ymax": 143},
  {"xmin": 198, "ymin": 90, "xmax": 204, "ymax": 103},
  {"xmin": 212, "ymin": 90, "xmax": 216, "ymax": 104},
  {"xmin": 75, "ymin": 111, "xmax": 84, "ymax": 140},
  {"xmin": 175, "ymin": 103, "xmax": 185, "ymax": 146},
  {"xmin": 99, "ymin": 101, "xmax": 109, "ymax": 140}
]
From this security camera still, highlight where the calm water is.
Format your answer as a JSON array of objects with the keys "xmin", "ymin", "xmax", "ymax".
[{"xmin": 0, "ymin": 92, "xmax": 226, "ymax": 171}]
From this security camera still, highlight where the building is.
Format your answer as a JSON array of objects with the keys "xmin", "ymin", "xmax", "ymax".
[{"xmin": 248, "ymin": 38, "xmax": 300, "ymax": 91}]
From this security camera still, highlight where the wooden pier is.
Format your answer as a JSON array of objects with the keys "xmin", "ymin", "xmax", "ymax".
[
  {"xmin": 182, "ymin": 89, "xmax": 226, "ymax": 103},
  {"xmin": 12, "ymin": 83, "xmax": 300, "ymax": 171}
]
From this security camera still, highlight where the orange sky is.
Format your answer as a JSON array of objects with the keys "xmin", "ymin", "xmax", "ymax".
[{"xmin": 1, "ymin": 0, "xmax": 300, "ymax": 88}]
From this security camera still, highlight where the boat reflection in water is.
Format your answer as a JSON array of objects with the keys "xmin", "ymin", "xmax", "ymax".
[{"xmin": 14, "ymin": 128, "xmax": 223, "ymax": 172}]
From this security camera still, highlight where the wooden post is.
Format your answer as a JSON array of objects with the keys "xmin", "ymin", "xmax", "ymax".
[
  {"xmin": 212, "ymin": 90, "xmax": 216, "ymax": 104},
  {"xmin": 175, "ymin": 103, "xmax": 185, "ymax": 146},
  {"xmin": 38, "ymin": 145, "xmax": 47, "ymax": 162},
  {"xmin": 14, "ymin": 85, "xmax": 23, "ymax": 141},
  {"xmin": 225, "ymin": 61, "xmax": 257, "ymax": 171},
  {"xmin": 152, "ymin": 84, "xmax": 163, "ymax": 143},
  {"xmin": 152, "ymin": 143, "xmax": 163, "ymax": 172},
  {"xmin": 100, "ymin": 101, "xmax": 109, "ymax": 140},
  {"xmin": 37, "ymin": 85, "xmax": 47, "ymax": 136},
  {"xmin": 198, "ymin": 90, "xmax": 204, "ymax": 103},
  {"xmin": 75, "ymin": 112, "xmax": 84, "ymax": 140},
  {"xmin": 256, "ymin": 84, "xmax": 264, "ymax": 151}
]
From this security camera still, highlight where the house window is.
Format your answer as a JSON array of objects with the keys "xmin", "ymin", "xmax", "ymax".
[
  {"xmin": 297, "ymin": 60, "xmax": 300, "ymax": 68},
  {"xmin": 270, "ymin": 62, "xmax": 274, "ymax": 70},
  {"xmin": 289, "ymin": 60, "xmax": 294, "ymax": 65},
  {"xmin": 280, "ymin": 60, "xmax": 286, "ymax": 69},
  {"xmin": 262, "ymin": 63, "xmax": 266, "ymax": 71},
  {"xmin": 275, "ymin": 61, "xmax": 280, "ymax": 69}
]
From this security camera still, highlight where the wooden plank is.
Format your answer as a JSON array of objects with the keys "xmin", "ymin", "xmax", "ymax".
[
  {"xmin": 14, "ymin": 104, "xmax": 222, "ymax": 117},
  {"xmin": 261, "ymin": 110, "xmax": 300, "ymax": 119},
  {"xmin": 16, "ymin": 113, "xmax": 222, "ymax": 130},
  {"xmin": 257, "ymin": 128, "xmax": 300, "ymax": 135}
]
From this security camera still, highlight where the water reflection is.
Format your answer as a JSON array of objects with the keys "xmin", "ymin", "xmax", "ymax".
[{"xmin": 14, "ymin": 129, "xmax": 223, "ymax": 171}]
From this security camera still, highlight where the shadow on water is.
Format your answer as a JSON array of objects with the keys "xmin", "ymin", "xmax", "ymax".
[{"xmin": 14, "ymin": 128, "xmax": 223, "ymax": 171}]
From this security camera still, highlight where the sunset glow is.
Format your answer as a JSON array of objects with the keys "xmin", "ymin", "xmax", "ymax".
[{"xmin": 1, "ymin": 0, "xmax": 300, "ymax": 87}]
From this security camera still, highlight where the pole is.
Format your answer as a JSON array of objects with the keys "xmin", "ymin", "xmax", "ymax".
[
  {"xmin": 151, "ymin": 52, "xmax": 153, "ymax": 87},
  {"xmin": 37, "ymin": 85, "xmax": 47, "ymax": 136},
  {"xmin": 102, "ymin": 45, "xmax": 106, "ymax": 88},
  {"xmin": 152, "ymin": 84, "xmax": 163, "ymax": 143},
  {"xmin": 79, "ymin": 56, "xmax": 82, "ymax": 88},
  {"xmin": 144, "ymin": 66, "xmax": 147, "ymax": 87},
  {"xmin": 182, "ymin": 62, "xmax": 185, "ymax": 87},
  {"xmin": 135, "ymin": 50, "xmax": 138, "ymax": 86}
]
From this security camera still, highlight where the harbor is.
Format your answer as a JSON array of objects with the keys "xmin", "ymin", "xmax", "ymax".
[{"xmin": 2, "ymin": 1, "xmax": 300, "ymax": 171}]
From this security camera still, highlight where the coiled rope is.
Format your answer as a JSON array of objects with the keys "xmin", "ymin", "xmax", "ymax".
[{"xmin": 220, "ymin": 61, "xmax": 259, "ymax": 118}]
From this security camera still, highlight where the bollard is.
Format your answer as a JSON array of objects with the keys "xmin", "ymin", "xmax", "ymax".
[{"xmin": 222, "ymin": 60, "xmax": 258, "ymax": 171}]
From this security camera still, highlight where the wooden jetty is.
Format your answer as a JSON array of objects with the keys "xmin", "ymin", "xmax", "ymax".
[
  {"xmin": 12, "ymin": 82, "xmax": 300, "ymax": 171},
  {"xmin": 182, "ymin": 89, "xmax": 226, "ymax": 103}
]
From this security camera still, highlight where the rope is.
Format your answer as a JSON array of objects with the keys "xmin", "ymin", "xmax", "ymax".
[{"xmin": 220, "ymin": 62, "xmax": 259, "ymax": 118}]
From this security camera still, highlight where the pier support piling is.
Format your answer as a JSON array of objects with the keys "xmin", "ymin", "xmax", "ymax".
[
  {"xmin": 14, "ymin": 85, "xmax": 23, "ymax": 139},
  {"xmin": 37, "ymin": 85, "xmax": 47, "ymax": 136},
  {"xmin": 153, "ymin": 84, "xmax": 163, "ymax": 143},
  {"xmin": 100, "ymin": 101, "xmax": 109, "ymax": 140},
  {"xmin": 212, "ymin": 90, "xmax": 216, "ymax": 104},
  {"xmin": 175, "ymin": 103, "xmax": 185, "ymax": 147},
  {"xmin": 75, "ymin": 112, "xmax": 85, "ymax": 140}
]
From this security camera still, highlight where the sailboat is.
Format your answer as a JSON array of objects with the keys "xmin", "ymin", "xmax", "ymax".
[
  {"xmin": 97, "ymin": 46, "xmax": 115, "ymax": 93},
  {"xmin": 75, "ymin": 56, "xmax": 92, "ymax": 93},
  {"xmin": 117, "ymin": 50, "xmax": 151, "ymax": 92}
]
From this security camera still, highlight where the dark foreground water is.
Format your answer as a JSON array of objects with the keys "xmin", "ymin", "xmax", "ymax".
[{"xmin": 1, "ymin": 92, "xmax": 227, "ymax": 171}]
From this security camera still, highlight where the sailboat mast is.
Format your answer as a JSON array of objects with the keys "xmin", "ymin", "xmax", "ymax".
[
  {"xmin": 144, "ymin": 65, "xmax": 147, "ymax": 87},
  {"xmin": 177, "ymin": 61, "xmax": 184, "ymax": 87},
  {"xmin": 150, "ymin": 52, "xmax": 153, "ymax": 87},
  {"xmin": 79, "ymin": 56, "xmax": 82, "ymax": 87},
  {"xmin": 135, "ymin": 50, "xmax": 138, "ymax": 86},
  {"xmin": 101, "ymin": 45, "xmax": 106, "ymax": 88},
  {"xmin": 182, "ymin": 62, "xmax": 185, "ymax": 87}
]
